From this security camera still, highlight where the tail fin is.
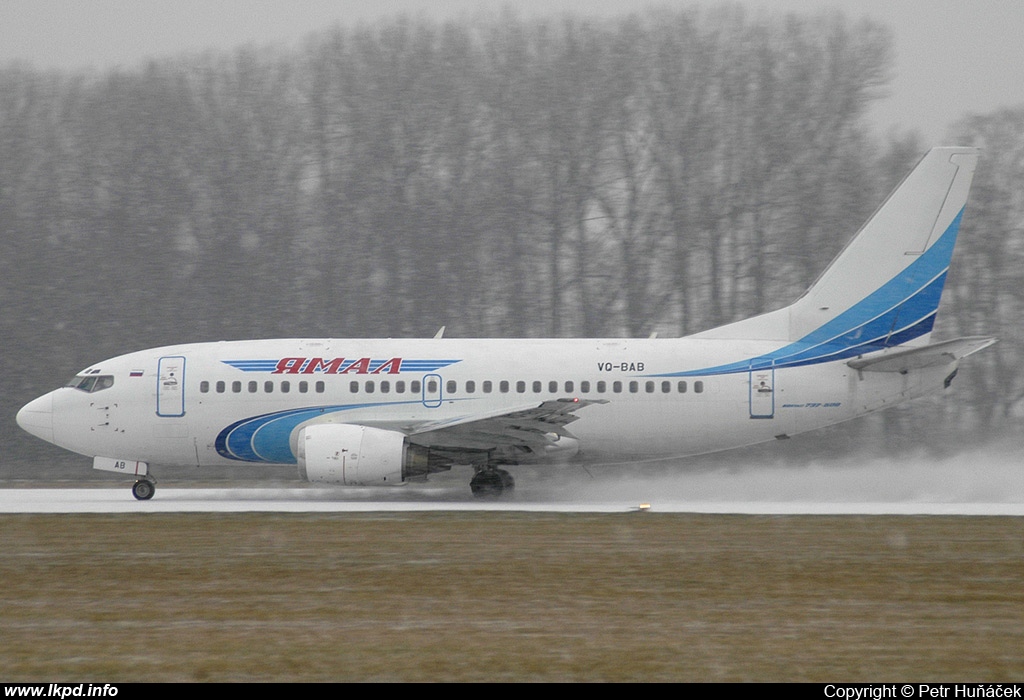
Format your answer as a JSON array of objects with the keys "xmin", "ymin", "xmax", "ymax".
[{"xmin": 694, "ymin": 147, "xmax": 979, "ymax": 361}]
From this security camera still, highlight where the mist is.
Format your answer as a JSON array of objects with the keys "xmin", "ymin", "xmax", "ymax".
[{"xmin": 507, "ymin": 444, "xmax": 1024, "ymax": 507}]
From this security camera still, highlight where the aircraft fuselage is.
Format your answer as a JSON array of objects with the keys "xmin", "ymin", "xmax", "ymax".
[{"xmin": 19, "ymin": 336, "xmax": 951, "ymax": 471}]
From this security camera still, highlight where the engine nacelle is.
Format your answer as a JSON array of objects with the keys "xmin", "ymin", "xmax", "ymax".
[{"xmin": 296, "ymin": 423, "xmax": 443, "ymax": 486}]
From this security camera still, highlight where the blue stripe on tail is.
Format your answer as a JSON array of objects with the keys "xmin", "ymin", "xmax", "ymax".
[{"xmin": 656, "ymin": 208, "xmax": 964, "ymax": 377}]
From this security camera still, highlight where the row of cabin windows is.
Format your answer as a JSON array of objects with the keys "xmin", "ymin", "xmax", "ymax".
[
  {"xmin": 390, "ymin": 379, "xmax": 704, "ymax": 395},
  {"xmin": 199, "ymin": 378, "xmax": 704, "ymax": 395}
]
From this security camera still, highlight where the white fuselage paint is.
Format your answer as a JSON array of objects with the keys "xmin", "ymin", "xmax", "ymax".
[{"xmin": 38, "ymin": 336, "xmax": 947, "ymax": 472}]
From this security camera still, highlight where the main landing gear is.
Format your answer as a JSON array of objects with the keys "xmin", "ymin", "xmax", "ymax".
[
  {"xmin": 470, "ymin": 467, "xmax": 515, "ymax": 498},
  {"xmin": 132, "ymin": 478, "xmax": 156, "ymax": 501}
]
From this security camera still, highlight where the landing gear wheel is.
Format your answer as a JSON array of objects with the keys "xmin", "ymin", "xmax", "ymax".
[
  {"xmin": 470, "ymin": 468, "xmax": 514, "ymax": 498},
  {"xmin": 132, "ymin": 479, "xmax": 155, "ymax": 501},
  {"xmin": 499, "ymin": 469, "xmax": 515, "ymax": 493}
]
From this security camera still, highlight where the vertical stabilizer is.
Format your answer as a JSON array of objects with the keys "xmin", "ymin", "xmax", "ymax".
[
  {"xmin": 694, "ymin": 147, "xmax": 978, "ymax": 360},
  {"xmin": 788, "ymin": 146, "xmax": 977, "ymax": 345}
]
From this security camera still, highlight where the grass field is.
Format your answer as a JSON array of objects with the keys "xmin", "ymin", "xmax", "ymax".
[{"xmin": 2, "ymin": 512, "xmax": 1023, "ymax": 681}]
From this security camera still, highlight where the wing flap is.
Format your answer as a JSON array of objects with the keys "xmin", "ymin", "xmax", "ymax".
[{"xmin": 407, "ymin": 397, "xmax": 608, "ymax": 452}]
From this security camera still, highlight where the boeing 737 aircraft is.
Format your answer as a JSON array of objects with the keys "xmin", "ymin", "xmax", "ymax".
[{"xmin": 17, "ymin": 147, "xmax": 995, "ymax": 499}]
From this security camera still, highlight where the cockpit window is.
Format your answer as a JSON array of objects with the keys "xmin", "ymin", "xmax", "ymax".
[{"xmin": 65, "ymin": 375, "xmax": 115, "ymax": 393}]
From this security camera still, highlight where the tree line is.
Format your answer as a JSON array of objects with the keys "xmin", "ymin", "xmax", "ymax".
[{"xmin": 2, "ymin": 7, "xmax": 1020, "ymax": 470}]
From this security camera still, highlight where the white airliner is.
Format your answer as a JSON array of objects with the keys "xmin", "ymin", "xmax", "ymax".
[{"xmin": 17, "ymin": 147, "xmax": 995, "ymax": 500}]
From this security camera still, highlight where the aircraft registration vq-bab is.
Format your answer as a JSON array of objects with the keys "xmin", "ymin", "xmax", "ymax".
[{"xmin": 18, "ymin": 147, "xmax": 995, "ymax": 500}]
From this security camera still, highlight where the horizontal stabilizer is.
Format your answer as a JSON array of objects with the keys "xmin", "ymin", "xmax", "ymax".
[{"xmin": 847, "ymin": 336, "xmax": 996, "ymax": 373}]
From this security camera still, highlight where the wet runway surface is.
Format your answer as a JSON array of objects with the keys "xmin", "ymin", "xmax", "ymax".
[
  {"xmin": 6, "ymin": 447, "xmax": 1024, "ymax": 515},
  {"xmin": 3, "ymin": 486, "xmax": 1024, "ymax": 515}
]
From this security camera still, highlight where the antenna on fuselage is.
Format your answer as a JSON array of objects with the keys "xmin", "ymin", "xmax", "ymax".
[{"xmin": 433, "ymin": 326, "xmax": 446, "ymax": 339}]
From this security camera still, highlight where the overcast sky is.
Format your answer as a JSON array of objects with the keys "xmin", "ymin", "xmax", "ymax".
[{"xmin": 2, "ymin": 0, "xmax": 1023, "ymax": 144}]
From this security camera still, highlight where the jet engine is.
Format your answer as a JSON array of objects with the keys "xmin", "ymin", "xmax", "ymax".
[{"xmin": 296, "ymin": 423, "xmax": 449, "ymax": 485}]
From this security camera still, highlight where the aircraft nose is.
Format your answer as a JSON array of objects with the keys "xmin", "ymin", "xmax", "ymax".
[{"xmin": 16, "ymin": 393, "xmax": 54, "ymax": 443}]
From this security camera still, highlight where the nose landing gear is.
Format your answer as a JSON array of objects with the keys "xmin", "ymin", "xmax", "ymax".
[{"xmin": 131, "ymin": 478, "xmax": 156, "ymax": 501}]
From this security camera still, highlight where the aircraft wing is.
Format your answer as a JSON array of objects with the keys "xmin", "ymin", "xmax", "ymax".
[
  {"xmin": 367, "ymin": 398, "xmax": 609, "ymax": 452},
  {"xmin": 847, "ymin": 336, "xmax": 997, "ymax": 373}
]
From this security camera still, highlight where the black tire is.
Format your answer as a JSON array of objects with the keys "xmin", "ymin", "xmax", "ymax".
[
  {"xmin": 132, "ymin": 479, "xmax": 155, "ymax": 501},
  {"xmin": 470, "ymin": 469, "xmax": 505, "ymax": 498}
]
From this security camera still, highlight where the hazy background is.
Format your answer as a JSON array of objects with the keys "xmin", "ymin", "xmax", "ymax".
[
  {"xmin": 2, "ymin": 1, "xmax": 1022, "ymax": 482},
  {"xmin": 4, "ymin": 0, "xmax": 1024, "ymax": 144}
]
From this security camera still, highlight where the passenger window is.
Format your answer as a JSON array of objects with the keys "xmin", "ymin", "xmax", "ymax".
[
  {"xmin": 427, "ymin": 379, "xmax": 437, "ymax": 393},
  {"xmin": 613, "ymin": 381, "xmax": 622, "ymax": 393},
  {"xmin": 315, "ymin": 381, "xmax": 325, "ymax": 393},
  {"xmin": 646, "ymin": 381, "xmax": 655, "ymax": 393},
  {"xmin": 264, "ymin": 381, "xmax": 274, "ymax": 393},
  {"xmin": 483, "ymin": 381, "xmax": 492, "ymax": 393},
  {"xmin": 465, "ymin": 380, "xmax": 475, "ymax": 394},
  {"xmin": 695, "ymin": 381, "xmax": 704, "ymax": 393},
  {"xmin": 365, "ymin": 381, "xmax": 375, "ymax": 394},
  {"xmin": 564, "ymin": 381, "xmax": 574, "ymax": 393},
  {"xmin": 411, "ymin": 380, "xmax": 421, "ymax": 393},
  {"xmin": 232, "ymin": 381, "xmax": 242, "ymax": 393},
  {"xmin": 280, "ymin": 381, "xmax": 290, "ymax": 393},
  {"xmin": 629, "ymin": 381, "xmax": 638, "ymax": 393},
  {"xmin": 500, "ymin": 381, "xmax": 510, "ymax": 393},
  {"xmin": 580, "ymin": 381, "xmax": 590, "ymax": 393},
  {"xmin": 249, "ymin": 381, "xmax": 258, "ymax": 393},
  {"xmin": 446, "ymin": 380, "xmax": 456, "ymax": 394},
  {"xmin": 597, "ymin": 381, "xmax": 606, "ymax": 393},
  {"xmin": 516, "ymin": 381, "xmax": 526, "ymax": 393},
  {"xmin": 299, "ymin": 381, "xmax": 308, "ymax": 393},
  {"xmin": 216, "ymin": 381, "xmax": 226, "ymax": 393},
  {"xmin": 350, "ymin": 381, "xmax": 359, "ymax": 393},
  {"xmin": 380, "ymin": 381, "xmax": 390, "ymax": 394},
  {"xmin": 396, "ymin": 381, "xmax": 406, "ymax": 393},
  {"xmin": 200, "ymin": 381, "xmax": 210, "ymax": 393},
  {"xmin": 661, "ymin": 381, "xmax": 671, "ymax": 393},
  {"xmin": 678, "ymin": 381, "xmax": 687, "ymax": 393},
  {"xmin": 533, "ymin": 381, "xmax": 542, "ymax": 393}
]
